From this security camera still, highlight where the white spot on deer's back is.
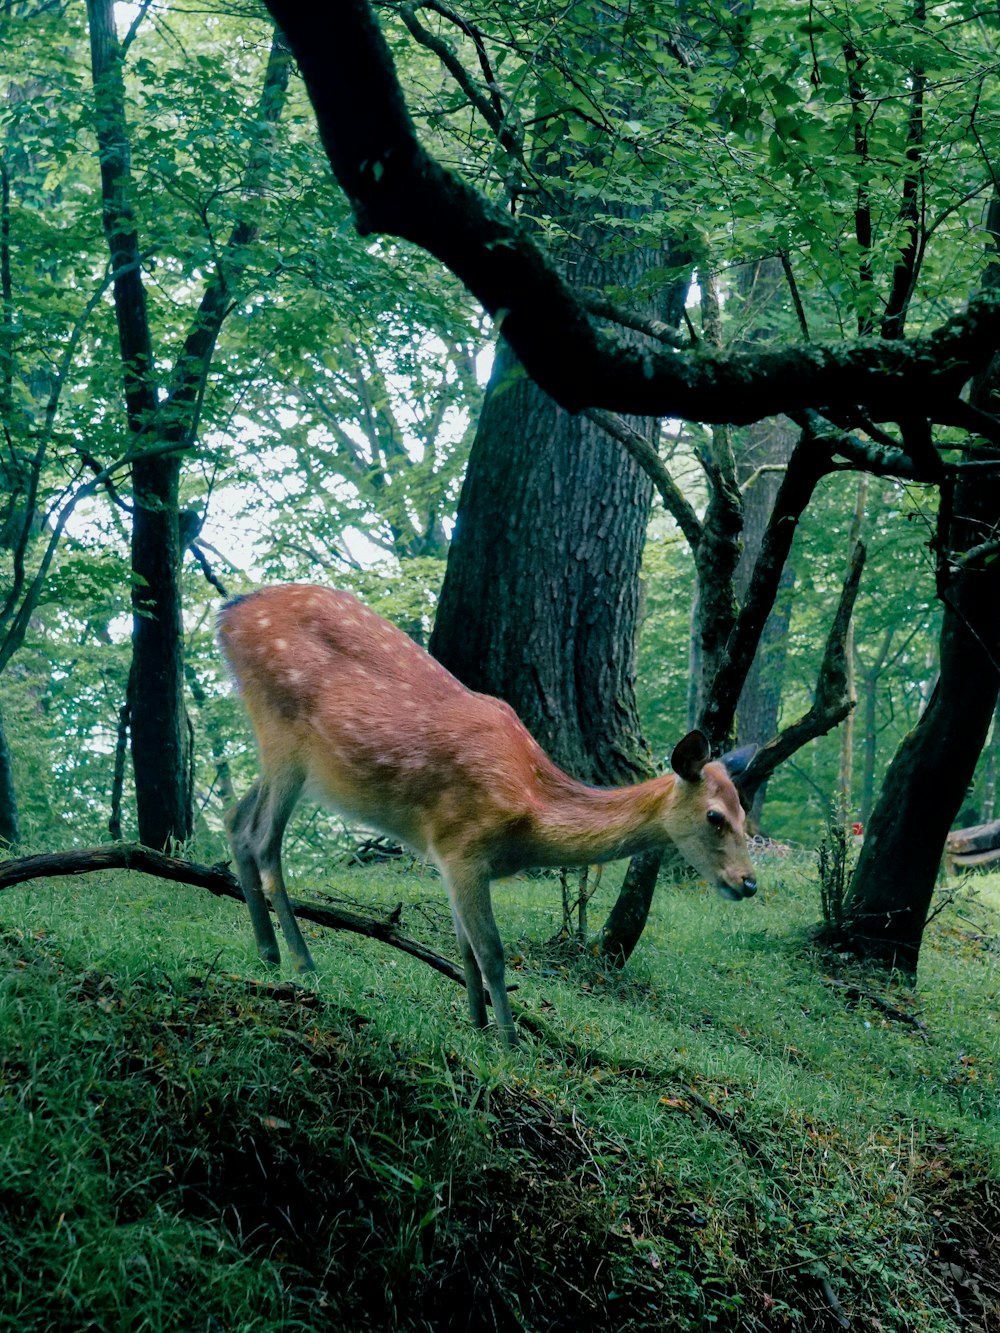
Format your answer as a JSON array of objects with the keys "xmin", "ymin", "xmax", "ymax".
[
  {"xmin": 257, "ymin": 616, "xmax": 271, "ymax": 629},
  {"xmin": 274, "ymin": 638, "xmax": 287, "ymax": 651}
]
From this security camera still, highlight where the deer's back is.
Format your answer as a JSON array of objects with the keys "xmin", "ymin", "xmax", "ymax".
[{"xmin": 218, "ymin": 585, "xmax": 547, "ymax": 856}]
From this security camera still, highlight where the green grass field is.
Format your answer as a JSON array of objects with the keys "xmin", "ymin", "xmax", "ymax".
[{"xmin": 0, "ymin": 848, "xmax": 997, "ymax": 1331}]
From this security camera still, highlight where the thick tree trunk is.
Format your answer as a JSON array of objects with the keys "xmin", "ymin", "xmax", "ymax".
[
  {"xmin": 431, "ymin": 58, "xmax": 685, "ymax": 786},
  {"xmin": 430, "ymin": 135, "xmax": 687, "ymax": 964},
  {"xmin": 843, "ymin": 306, "xmax": 1000, "ymax": 970},
  {"xmin": 841, "ymin": 562, "xmax": 1000, "ymax": 971},
  {"xmin": 430, "ymin": 342, "xmax": 657, "ymax": 787},
  {"xmin": 431, "ymin": 330, "xmax": 671, "ymax": 968},
  {"xmin": 0, "ymin": 704, "xmax": 19, "ymax": 847}
]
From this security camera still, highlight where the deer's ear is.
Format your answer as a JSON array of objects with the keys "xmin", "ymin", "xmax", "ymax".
[
  {"xmin": 719, "ymin": 744, "xmax": 757, "ymax": 780},
  {"xmin": 670, "ymin": 730, "xmax": 712, "ymax": 782}
]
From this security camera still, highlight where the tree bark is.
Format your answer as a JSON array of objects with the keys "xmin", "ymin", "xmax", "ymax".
[
  {"xmin": 0, "ymin": 704, "xmax": 19, "ymax": 847},
  {"xmin": 430, "ymin": 342, "xmax": 660, "ymax": 787},
  {"xmin": 733, "ymin": 418, "xmax": 799, "ymax": 828},
  {"xmin": 842, "ymin": 203, "xmax": 1000, "ymax": 970},
  {"xmin": 841, "ymin": 469, "xmax": 1000, "ymax": 970},
  {"xmin": 87, "ymin": 0, "xmax": 191, "ymax": 848}
]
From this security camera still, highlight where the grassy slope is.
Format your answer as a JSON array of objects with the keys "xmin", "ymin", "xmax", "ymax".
[{"xmin": 0, "ymin": 851, "xmax": 997, "ymax": 1332}]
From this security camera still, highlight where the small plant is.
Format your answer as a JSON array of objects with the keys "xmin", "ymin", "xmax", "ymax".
[
  {"xmin": 557, "ymin": 863, "xmax": 602, "ymax": 944},
  {"xmin": 817, "ymin": 811, "xmax": 858, "ymax": 937}
]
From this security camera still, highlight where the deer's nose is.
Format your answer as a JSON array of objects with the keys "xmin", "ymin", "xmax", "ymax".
[{"xmin": 740, "ymin": 876, "xmax": 758, "ymax": 898}]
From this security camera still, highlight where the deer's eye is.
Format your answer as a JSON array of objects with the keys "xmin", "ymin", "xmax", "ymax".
[{"xmin": 707, "ymin": 809, "xmax": 727, "ymax": 831}]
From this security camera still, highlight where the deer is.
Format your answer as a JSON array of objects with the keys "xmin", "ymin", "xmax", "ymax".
[{"xmin": 218, "ymin": 584, "xmax": 758, "ymax": 1045}]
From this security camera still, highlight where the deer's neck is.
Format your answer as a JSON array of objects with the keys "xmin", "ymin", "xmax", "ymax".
[{"xmin": 523, "ymin": 770, "xmax": 677, "ymax": 868}]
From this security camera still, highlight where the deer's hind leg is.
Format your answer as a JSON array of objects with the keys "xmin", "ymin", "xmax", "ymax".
[
  {"xmin": 442, "ymin": 863, "xmax": 517, "ymax": 1046},
  {"xmin": 226, "ymin": 765, "xmax": 314, "ymax": 972}
]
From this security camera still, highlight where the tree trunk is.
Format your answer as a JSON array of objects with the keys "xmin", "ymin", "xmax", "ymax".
[
  {"xmin": 843, "ymin": 255, "xmax": 1000, "ymax": 970},
  {"xmin": 430, "ymin": 113, "xmax": 688, "ymax": 964},
  {"xmin": 87, "ymin": 0, "xmax": 192, "ymax": 848},
  {"xmin": 87, "ymin": 8, "xmax": 290, "ymax": 848},
  {"xmin": 129, "ymin": 454, "xmax": 193, "ymax": 847},
  {"xmin": 858, "ymin": 661, "xmax": 880, "ymax": 825},
  {"xmin": 430, "ymin": 42, "xmax": 686, "ymax": 786},
  {"xmin": 841, "ymin": 552, "xmax": 1000, "ymax": 970},
  {"xmin": 733, "ymin": 417, "xmax": 799, "ymax": 827},
  {"xmin": 0, "ymin": 704, "xmax": 19, "ymax": 847},
  {"xmin": 431, "ymin": 327, "xmax": 673, "ymax": 969},
  {"xmin": 431, "ymin": 335, "xmax": 657, "ymax": 787},
  {"xmin": 979, "ymin": 696, "xmax": 1000, "ymax": 824}
]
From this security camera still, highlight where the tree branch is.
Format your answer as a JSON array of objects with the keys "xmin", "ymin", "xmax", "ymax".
[
  {"xmin": 0, "ymin": 843, "xmax": 479, "ymax": 992},
  {"xmin": 161, "ymin": 27, "xmax": 293, "ymax": 443},
  {"xmin": 259, "ymin": 0, "xmax": 1000, "ymax": 433},
  {"xmin": 0, "ymin": 440, "xmax": 193, "ymax": 672},
  {"xmin": 739, "ymin": 541, "xmax": 867, "ymax": 803},
  {"xmin": 698, "ymin": 430, "xmax": 833, "ymax": 745}
]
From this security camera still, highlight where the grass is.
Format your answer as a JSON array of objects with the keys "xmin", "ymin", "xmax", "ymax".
[{"xmin": 0, "ymin": 846, "xmax": 998, "ymax": 1331}]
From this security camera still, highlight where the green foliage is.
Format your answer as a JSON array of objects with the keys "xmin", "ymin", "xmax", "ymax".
[
  {"xmin": 817, "ymin": 813, "xmax": 858, "ymax": 936},
  {"xmin": 0, "ymin": 856, "xmax": 997, "ymax": 1329},
  {"xmin": 2, "ymin": 0, "xmax": 997, "ymax": 871}
]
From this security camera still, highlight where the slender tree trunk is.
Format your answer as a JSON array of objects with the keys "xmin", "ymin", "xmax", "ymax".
[
  {"xmin": 838, "ymin": 476, "xmax": 868, "ymax": 814},
  {"xmin": 129, "ymin": 454, "xmax": 192, "ymax": 846},
  {"xmin": 842, "ymin": 549, "xmax": 1000, "ymax": 970},
  {"xmin": 733, "ymin": 417, "xmax": 799, "ymax": 827},
  {"xmin": 858, "ymin": 661, "xmax": 880, "ymax": 825},
  {"xmin": 87, "ymin": 8, "xmax": 290, "ymax": 848},
  {"xmin": 87, "ymin": 0, "xmax": 192, "ymax": 848},
  {"xmin": 980, "ymin": 697, "xmax": 1000, "ymax": 823},
  {"xmin": 0, "ymin": 704, "xmax": 19, "ymax": 846},
  {"xmin": 698, "ymin": 435, "xmax": 831, "ymax": 746}
]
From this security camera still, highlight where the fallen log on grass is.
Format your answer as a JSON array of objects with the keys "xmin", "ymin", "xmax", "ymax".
[
  {"xmin": 0, "ymin": 843, "xmax": 472, "ymax": 990},
  {"xmin": 944, "ymin": 819, "xmax": 1000, "ymax": 874}
]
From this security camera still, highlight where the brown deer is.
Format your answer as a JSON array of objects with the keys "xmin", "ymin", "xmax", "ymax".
[{"xmin": 219, "ymin": 585, "xmax": 757, "ymax": 1044}]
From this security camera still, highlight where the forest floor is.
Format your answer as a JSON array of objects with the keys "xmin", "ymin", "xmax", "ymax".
[{"xmin": 0, "ymin": 846, "xmax": 997, "ymax": 1332}]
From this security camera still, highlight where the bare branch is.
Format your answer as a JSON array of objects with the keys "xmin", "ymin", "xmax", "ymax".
[
  {"xmin": 0, "ymin": 843, "xmax": 482, "ymax": 992},
  {"xmin": 739, "ymin": 541, "xmax": 867, "ymax": 803}
]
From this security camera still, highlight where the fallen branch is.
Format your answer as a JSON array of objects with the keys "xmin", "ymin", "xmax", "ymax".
[
  {"xmin": 822, "ymin": 975, "xmax": 928, "ymax": 1031},
  {"xmin": 0, "ymin": 843, "xmax": 474, "ymax": 991}
]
